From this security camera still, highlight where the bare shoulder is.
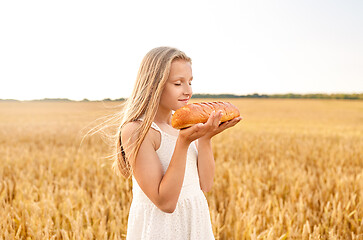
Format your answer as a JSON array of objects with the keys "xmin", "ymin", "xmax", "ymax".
[
  {"xmin": 121, "ymin": 121, "xmax": 161, "ymax": 151},
  {"xmin": 121, "ymin": 121, "xmax": 141, "ymax": 140}
]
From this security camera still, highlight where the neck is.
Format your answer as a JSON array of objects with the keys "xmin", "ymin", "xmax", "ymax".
[{"xmin": 154, "ymin": 105, "xmax": 173, "ymax": 125}]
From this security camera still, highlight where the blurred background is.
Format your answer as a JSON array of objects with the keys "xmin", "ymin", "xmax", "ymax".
[{"xmin": 0, "ymin": 0, "xmax": 362, "ymax": 101}]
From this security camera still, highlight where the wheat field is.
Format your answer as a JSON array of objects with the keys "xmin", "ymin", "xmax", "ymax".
[{"xmin": 0, "ymin": 99, "xmax": 362, "ymax": 239}]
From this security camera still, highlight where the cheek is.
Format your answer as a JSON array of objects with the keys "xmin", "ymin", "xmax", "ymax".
[
  {"xmin": 162, "ymin": 85, "xmax": 179, "ymax": 98},
  {"xmin": 160, "ymin": 86, "xmax": 170, "ymax": 99},
  {"xmin": 160, "ymin": 86, "xmax": 173, "ymax": 104}
]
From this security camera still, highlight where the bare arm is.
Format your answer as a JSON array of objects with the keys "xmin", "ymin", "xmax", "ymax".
[
  {"xmin": 122, "ymin": 121, "xmax": 213, "ymax": 213},
  {"xmin": 196, "ymin": 111, "xmax": 242, "ymax": 193},
  {"xmin": 196, "ymin": 138, "xmax": 215, "ymax": 192}
]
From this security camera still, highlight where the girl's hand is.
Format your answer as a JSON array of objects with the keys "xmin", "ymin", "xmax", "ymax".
[
  {"xmin": 199, "ymin": 110, "xmax": 242, "ymax": 140},
  {"xmin": 178, "ymin": 110, "xmax": 242, "ymax": 144}
]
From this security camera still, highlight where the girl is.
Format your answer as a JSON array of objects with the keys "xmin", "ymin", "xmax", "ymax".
[{"xmin": 116, "ymin": 47, "xmax": 241, "ymax": 239}]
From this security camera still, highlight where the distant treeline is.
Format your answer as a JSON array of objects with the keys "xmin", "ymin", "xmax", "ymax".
[
  {"xmin": 0, "ymin": 98, "xmax": 126, "ymax": 102},
  {"xmin": 1, "ymin": 93, "xmax": 362, "ymax": 102},
  {"xmin": 191, "ymin": 93, "xmax": 363, "ymax": 100}
]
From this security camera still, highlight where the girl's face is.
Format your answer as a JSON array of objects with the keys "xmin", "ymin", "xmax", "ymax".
[{"xmin": 159, "ymin": 59, "xmax": 193, "ymax": 112}]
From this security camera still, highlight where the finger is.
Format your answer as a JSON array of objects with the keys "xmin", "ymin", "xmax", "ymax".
[
  {"xmin": 181, "ymin": 122, "xmax": 203, "ymax": 134},
  {"xmin": 235, "ymin": 117, "xmax": 242, "ymax": 121},
  {"xmin": 226, "ymin": 117, "xmax": 242, "ymax": 124},
  {"xmin": 233, "ymin": 117, "xmax": 242, "ymax": 125},
  {"xmin": 219, "ymin": 117, "xmax": 239, "ymax": 129},
  {"xmin": 208, "ymin": 110, "xmax": 221, "ymax": 128},
  {"xmin": 205, "ymin": 111, "xmax": 216, "ymax": 126},
  {"xmin": 224, "ymin": 117, "xmax": 241, "ymax": 128},
  {"xmin": 193, "ymin": 122, "xmax": 204, "ymax": 131},
  {"xmin": 218, "ymin": 121, "xmax": 229, "ymax": 129},
  {"xmin": 215, "ymin": 110, "xmax": 223, "ymax": 126}
]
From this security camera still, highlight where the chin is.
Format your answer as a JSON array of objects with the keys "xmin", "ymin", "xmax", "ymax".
[{"xmin": 172, "ymin": 102, "xmax": 186, "ymax": 111}]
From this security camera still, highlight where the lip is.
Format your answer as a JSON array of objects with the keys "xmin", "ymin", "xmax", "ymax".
[{"xmin": 178, "ymin": 99, "xmax": 189, "ymax": 103}]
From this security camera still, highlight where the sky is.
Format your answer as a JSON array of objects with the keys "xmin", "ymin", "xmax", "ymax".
[{"xmin": 0, "ymin": 0, "xmax": 362, "ymax": 101}]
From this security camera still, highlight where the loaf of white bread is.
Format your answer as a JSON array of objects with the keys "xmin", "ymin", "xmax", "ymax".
[{"xmin": 171, "ymin": 101, "xmax": 241, "ymax": 129}]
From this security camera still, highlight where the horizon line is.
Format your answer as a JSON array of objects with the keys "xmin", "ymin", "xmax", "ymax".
[{"xmin": 1, "ymin": 92, "xmax": 362, "ymax": 102}]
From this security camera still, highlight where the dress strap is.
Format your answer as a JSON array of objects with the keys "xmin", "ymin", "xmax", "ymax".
[{"xmin": 150, "ymin": 122, "xmax": 162, "ymax": 133}]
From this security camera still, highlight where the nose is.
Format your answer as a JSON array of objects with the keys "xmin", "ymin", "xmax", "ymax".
[{"xmin": 184, "ymin": 84, "xmax": 192, "ymax": 97}]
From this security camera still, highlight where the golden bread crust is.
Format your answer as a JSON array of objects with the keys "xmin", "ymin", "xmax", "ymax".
[{"xmin": 171, "ymin": 101, "xmax": 240, "ymax": 129}]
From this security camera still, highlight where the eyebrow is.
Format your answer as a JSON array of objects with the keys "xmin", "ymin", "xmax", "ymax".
[{"xmin": 171, "ymin": 76, "xmax": 193, "ymax": 82}]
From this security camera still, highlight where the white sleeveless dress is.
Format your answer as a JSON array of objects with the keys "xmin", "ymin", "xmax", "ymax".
[{"xmin": 126, "ymin": 120, "xmax": 215, "ymax": 240}]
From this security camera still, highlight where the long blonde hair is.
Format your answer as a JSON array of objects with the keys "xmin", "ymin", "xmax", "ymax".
[{"xmin": 88, "ymin": 47, "xmax": 191, "ymax": 179}]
